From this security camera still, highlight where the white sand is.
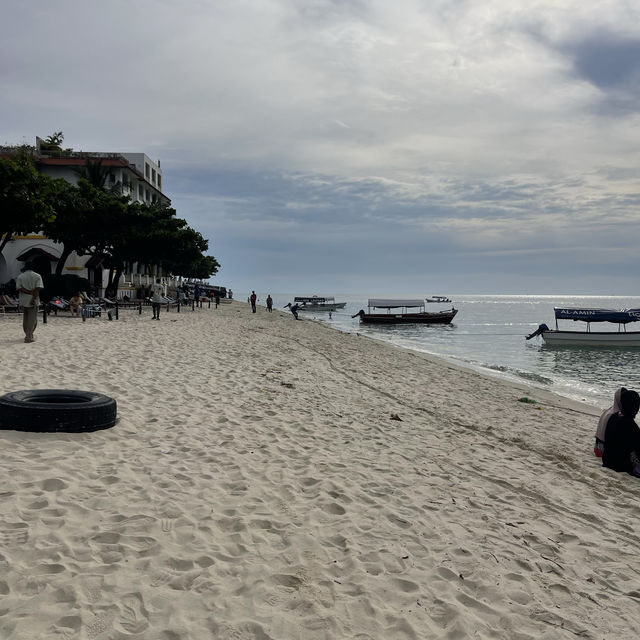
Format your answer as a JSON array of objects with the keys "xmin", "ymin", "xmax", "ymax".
[{"xmin": 0, "ymin": 301, "xmax": 638, "ymax": 639}]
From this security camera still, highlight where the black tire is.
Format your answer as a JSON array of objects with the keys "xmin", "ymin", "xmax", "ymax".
[{"xmin": 0, "ymin": 390, "xmax": 117, "ymax": 433}]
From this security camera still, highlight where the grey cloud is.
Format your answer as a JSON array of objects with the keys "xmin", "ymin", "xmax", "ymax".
[
  {"xmin": 567, "ymin": 35, "xmax": 640, "ymax": 89},
  {"xmin": 556, "ymin": 32, "xmax": 640, "ymax": 113},
  {"xmin": 2, "ymin": 1, "xmax": 640, "ymax": 293}
]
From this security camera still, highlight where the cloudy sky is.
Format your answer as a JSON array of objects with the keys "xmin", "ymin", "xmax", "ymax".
[{"xmin": 2, "ymin": 0, "xmax": 639, "ymax": 295}]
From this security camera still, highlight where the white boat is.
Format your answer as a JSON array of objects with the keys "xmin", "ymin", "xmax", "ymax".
[
  {"xmin": 526, "ymin": 307, "xmax": 640, "ymax": 346},
  {"xmin": 294, "ymin": 296, "xmax": 346, "ymax": 312},
  {"xmin": 426, "ymin": 295, "xmax": 452, "ymax": 303},
  {"xmin": 352, "ymin": 299, "xmax": 458, "ymax": 324}
]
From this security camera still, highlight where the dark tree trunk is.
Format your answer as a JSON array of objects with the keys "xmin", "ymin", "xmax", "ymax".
[
  {"xmin": 105, "ymin": 266, "xmax": 117, "ymax": 297},
  {"xmin": 54, "ymin": 246, "xmax": 74, "ymax": 276},
  {"xmin": 106, "ymin": 264, "xmax": 123, "ymax": 297},
  {"xmin": 0, "ymin": 231, "xmax": 13, "ymax": 255}
]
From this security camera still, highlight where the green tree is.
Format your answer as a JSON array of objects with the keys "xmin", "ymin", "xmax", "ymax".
[
  {"xmin": 39, "ymin": 132, "xmax": 64, "ymax": 154},
  {"xmin": 162, "ymin": 226, "xmax": 220, "ymax": 279},
  {"xmin": 100, "ymin": 203, "xmax": 220, "ymax": 294},
  {"xmin": 42, "ymin": 179, "xmax": 129, "ymax": 276},
  {"xmin": 0, "ymin": 154, "xmax": 56, "ymax": 255},
  {"xmin": 74, "ymin": 158, "xmax": 110, "ymax": 190}
]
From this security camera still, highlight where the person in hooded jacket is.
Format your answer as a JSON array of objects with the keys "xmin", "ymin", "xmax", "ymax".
[
  {"xmin": 594, "ymin": 387, "xmax": 626, "ymax": 457},
  {"xmin": 602, "ymin": 389, "xmax": 640, "ymax": 476}
]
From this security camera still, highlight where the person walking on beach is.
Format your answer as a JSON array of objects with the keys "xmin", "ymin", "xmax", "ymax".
[
  {"xmin": 602, "ymin": 389, "xmax": 640, "ymax": 476},
  {"xmin": 250, "ymin": 291, "xmax": 257, "ymax": 313},
  {"xmin": 266, "ymin": 294, "xmax": 273, "ymax": 312},
  {"xmin": 194, "ymin": 285, "xmax": 201, "ymax": 306},
  {"xmin": 16, "ymin": 261, "xmax": 43, "ymax": 343},
  {"xmin": 285, "ymin": 302, "xmax": 300, "ymax": 320},
  {"xmin": 594, "ymin": 387, "xmax": 625, "ymax": 457},
  {"xmin": 150, "ymin": 278, "xmax": 164, "ymax": 320}
]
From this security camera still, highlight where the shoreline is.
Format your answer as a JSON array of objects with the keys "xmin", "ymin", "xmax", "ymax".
[
  {"xmin": 275, "ymin": 291, "xmax": 640, "ymax": 410},
  {"xmin": 0, "ymin": 302, "xmax": 637, "ymax": 639},
  {"xmin": 310, "ymin": 314, "xmax": 603, "ymax": 416}
]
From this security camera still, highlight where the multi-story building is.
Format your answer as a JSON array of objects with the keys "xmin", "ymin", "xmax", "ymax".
[{"xmin": 0, "ymin": 139, "xmax": 175, "ymax": 297}]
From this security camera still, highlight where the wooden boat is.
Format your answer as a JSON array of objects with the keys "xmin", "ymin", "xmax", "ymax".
[
  {"xmin": 294, "ymin": 296, "xmax": 346, "ymax": 312},
  {"xmin": 352, "ymin": 299, "xmax": 458, "ymax": 324},
  {"xmin": 526, "ymin": 307, "xmax": 640, "ymax": 346}
]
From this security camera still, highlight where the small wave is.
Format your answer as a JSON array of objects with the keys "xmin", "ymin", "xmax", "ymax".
[{"xmin": 485, "ymin": 364, "xmax": 553, "ymax": 385}]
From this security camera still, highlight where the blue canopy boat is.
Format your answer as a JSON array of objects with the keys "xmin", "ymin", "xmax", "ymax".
[{"xmin": 526, "ymin": 307, "xmax": 640, "ymax": 346}]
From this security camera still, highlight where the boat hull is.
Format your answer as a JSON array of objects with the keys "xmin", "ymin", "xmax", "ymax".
[
  {"xmin": 542, "ymin": 330, "xmax": 640, "ymax": 346},
  {"xmin": 299, "ymin": 302, "xmax": 346, "ymax": 312},
  {"xmin": 359, "ymin": 309, "xmax": 457, "ymax": 324}
]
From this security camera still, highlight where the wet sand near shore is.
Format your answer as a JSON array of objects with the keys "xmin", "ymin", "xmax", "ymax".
[{"xmin": 0, "ymin": 301, "xmax": 638, "ymax": 639}]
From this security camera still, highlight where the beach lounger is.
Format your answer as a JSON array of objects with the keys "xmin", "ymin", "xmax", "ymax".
[{"xmin": 0, "ymin": 295, "xmax": 20, "ymax": 313}]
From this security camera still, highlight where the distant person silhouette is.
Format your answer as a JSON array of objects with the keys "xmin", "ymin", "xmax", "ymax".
[
  {"xmin": 16, "ymin": 261, "xmax": 43, "ymax": 343},
  {"xmin": 285, "ymin": 302, "xmax": 300, "ymax": 320},
  {"xmin": 150, "ymin": 278, "xmax": 164, "ymax": 320}
]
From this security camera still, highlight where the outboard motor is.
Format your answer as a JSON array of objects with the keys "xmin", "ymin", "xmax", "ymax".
[
  {"xmin": 351, "ymin": 310, "xmax": 365, "ymax": 319},
  {"xmin": 526, "ymin": 323, "xmax": 549, "ymax": 340}
]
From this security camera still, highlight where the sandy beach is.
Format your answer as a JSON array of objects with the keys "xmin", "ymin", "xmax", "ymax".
[{"xmin": 1, "ymin": 300, "xmax": 639, "ymax": 639}]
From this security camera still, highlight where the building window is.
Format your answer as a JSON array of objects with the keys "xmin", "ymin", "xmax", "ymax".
[
  {"xmin": 138, "ymin": 184, "xmax": 143, "ymax": 200},
  {"xmin": 151, "ymin": 168, "xmax": 156, "ymax": 184},
  {"xmin": 157, "ymin": 174, "xmax": 161, "ymax": 190},
  {"xmin": 109, "ymin": 173, "xmax": 116, "ymax": 184},
  {"xmin": 145, "ymin": 162, "xmax": 150, "ymax": 179},
  {"xmin": 146, "ymin": 189, "xmax": 150, "ymax": 202}
]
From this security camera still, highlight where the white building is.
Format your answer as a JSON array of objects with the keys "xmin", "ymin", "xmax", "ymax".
[{"xmin": 0, "ymin": 140, "xmax": 175, "ymax": 297}]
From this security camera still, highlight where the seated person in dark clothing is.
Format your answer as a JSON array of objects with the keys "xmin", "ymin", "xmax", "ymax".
[
  {"xmin": 594, "ymin": 387, "xmax": 625, "ymax": 457},
  {"xmin": 602, "ymin": 389, "xmax": 640, "ymax": 476}
]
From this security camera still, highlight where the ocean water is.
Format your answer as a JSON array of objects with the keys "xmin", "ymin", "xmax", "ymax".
[{"xmin": 262, "ymin": 293, "xmax": 640, "ymax": 409}]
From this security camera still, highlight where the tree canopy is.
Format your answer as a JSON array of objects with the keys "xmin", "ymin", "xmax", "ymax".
[
  {"xmin": 1, "ymin": 149, "xmax": 220, "ymax": 289},
  {"xmin": 0, "ymin": 153, "xmax": 56, "ymax": 255}
]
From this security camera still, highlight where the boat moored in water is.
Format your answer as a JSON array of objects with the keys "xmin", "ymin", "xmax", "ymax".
[
  {"xmin": 426, "ymin": 295, "xmax": 452, "ymax": 303},
  {"xmin": 294, "ymin": 296, "xmax": 346, "ymax": 312},
  {"xmin": 352, "ymin": 299, "xmax": 458, "ymax": 324},
  {"xmin": 526, "ymin": 307, "xmax": 640, "ymax": 346}
]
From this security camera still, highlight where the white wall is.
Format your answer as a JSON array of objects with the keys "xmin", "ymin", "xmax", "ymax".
[{"xmin": 121, "ymin": 153, "xmax": 163, "ymax": 192}]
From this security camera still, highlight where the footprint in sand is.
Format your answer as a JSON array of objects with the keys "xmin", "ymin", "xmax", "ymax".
[
  {"xmin": 149, "ymin": 569, "xmax": 174, "ymax": 588},
  {"xmin": 160, "ymin": 518, "xmax": 175, "ymax": 533},
  {"xmin": 35, "ymin": 563, "xmax": 66, "ymax": 574},
  {"xmin": 107, "ymin": 514, "xmax": 156, "ymax": 533},
  {"xmin": 113, "ymin": 593, "xmax": 149, "ymax": 636},
  {"xmin": 271, "ymin": 573, "xmax": 304, "ymax": 589},
  {"xmin": 80, "ymin": 575, "xmax": 104, "ymax": 603},
  {"xmin": 0, "ymin": 522, "xmax": 29, "ymax": 545},
  {"xmin": 208, "ymin": 621, "xmax": 275, "ymax": 640},
  {"xmin": 85, "ymin": 611, "xmax": 115, "ymax": 639},
  {"xmin": 321, "ymin": 502, "xmax": 346, "ymax": 516},
  {"xmin": 391, "ymin": 577, "xmax": 420, "ymax": 593},
  {"xmin": 54, "ymin": 615, "xmax": 82, "ymax": 634},
  {"xmin": 40, "ymin": 478, "xmax": 68, "ymax": 492}
]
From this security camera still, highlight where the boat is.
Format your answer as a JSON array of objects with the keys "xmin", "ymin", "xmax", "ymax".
[
  {"xmin": 526, "ymin": 307, "xmax": 640, "ymax": 346},
  {"xmin": 294, "ymin": 296, "xmax": 346, "ymax": 312},
  {"xmin": 426, "ymin": 295, "xmax": 452, "ymax": 303},
  {"xmin": 352, "ymin": 299, "xmax": 458, "ymax": 324}
]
